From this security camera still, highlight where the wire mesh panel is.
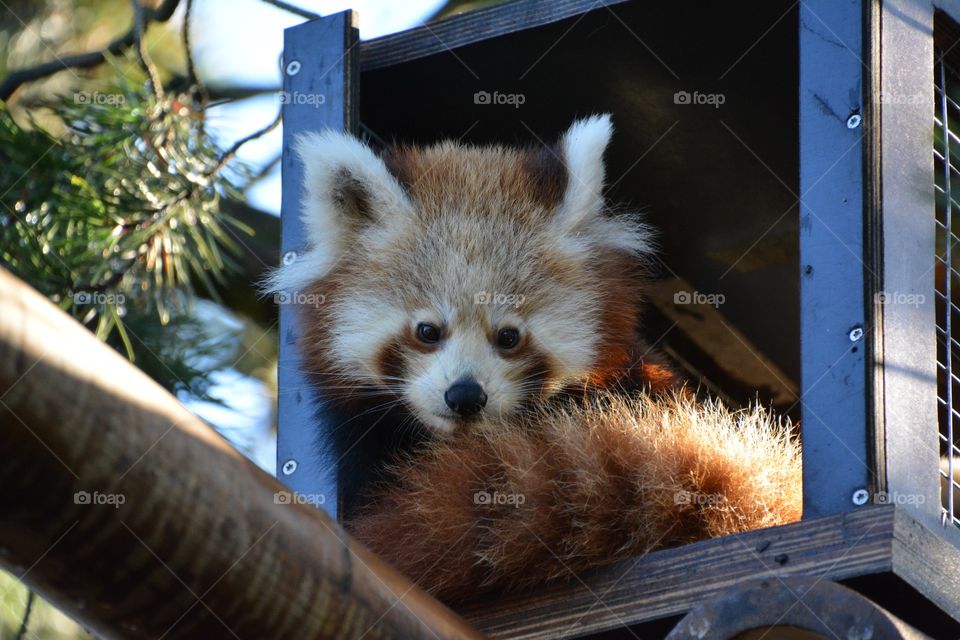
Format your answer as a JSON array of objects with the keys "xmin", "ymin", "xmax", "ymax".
[{"xmin": 935, "ymin": 24, "xmax": 960, "ymax": 527}]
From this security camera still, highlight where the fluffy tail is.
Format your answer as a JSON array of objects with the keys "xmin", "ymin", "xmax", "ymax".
[{"xmin": 346, "ymin": 392, "xmax": 802, "ymax": 602}]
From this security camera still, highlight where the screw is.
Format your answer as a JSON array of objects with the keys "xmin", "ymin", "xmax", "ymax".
[
  {"xmin": 852, "ymin": 488, "xmax": 870, "ymax": 505},
  {"xmin": 281, "ymin": 459, "xmax": 298, "ymax": 475},
  {"xmin": 286, "ymin": 60, "xmax": 301, "ymax": 76},
  {"xmin": 282, "ymin": 250, "xmax": 297, "ymax": 266},
  {"xmin": 846, "ymin": 113, "xmax": 862, "ymax": 129},
  {"xmin": 848, "ymin": 326, "xmax": 864, "ymax": 342}
]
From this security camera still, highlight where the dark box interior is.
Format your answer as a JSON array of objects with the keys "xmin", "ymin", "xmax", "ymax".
[{"xmin": 359, "ymin": 1, "xmax": 800, "ymax": 415}]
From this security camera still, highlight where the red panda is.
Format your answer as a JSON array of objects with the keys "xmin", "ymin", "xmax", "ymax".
[{"xmin": 269, "ymin": 115, "xmax": 801, "ymax": 601}]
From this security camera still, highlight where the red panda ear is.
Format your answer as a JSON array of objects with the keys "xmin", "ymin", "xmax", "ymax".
[
  {"xmin": 555, "ymin": 114, "xmax": 613, "ymax": 232},
  {"xmin": 265, "ymin": 130, "xmax": 413, "ymax": 292},
  {"xmin": 296, "ymin": 130, "xmax": 412, "ymax": 240},
  {"xmin": 552, "ymin": 115, "xmax": 655, "ymax": 257}
]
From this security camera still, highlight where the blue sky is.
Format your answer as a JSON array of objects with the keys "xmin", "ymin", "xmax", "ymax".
[{"xmin": 192, "ymin": 0, "xmax": 446, "ymax": 215}]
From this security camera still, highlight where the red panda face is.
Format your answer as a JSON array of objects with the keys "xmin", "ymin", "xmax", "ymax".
[{"xmin": 269, "ymin": 115, "xmax": 655, "ymax": 436}]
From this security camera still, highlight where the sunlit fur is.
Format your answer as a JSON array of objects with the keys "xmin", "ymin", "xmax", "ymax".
[
  {"xmin": 269, "ymin": 117, "xmax": 800, "ymax": 592},
  {"xmin": 348, "ymin": 392, "xmax": 802, "ymax": 601},
  {"xmin": 269, "ymin": 115, "xmax": 683, "ymax": 513}
]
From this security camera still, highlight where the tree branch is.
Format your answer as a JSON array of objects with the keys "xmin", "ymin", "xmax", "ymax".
[
  {"xmin": 13, "ymin": 590, "xmax": 35, "ymax": 640},
  {"xmin": 132, "ymin": 0, "xmax": 165, "ymax": 102},
  {"xmin": 182, "ymin": 0, "xmax": 199, "ymax": 87},
  {"xmin": 210, "ymin": 109, "xmax": 283, "ymax": 177},
  {"xmin": 259, "ymin": 0, "xmax": 321, "ymax": 20},
  {"xmin": 0, "ymin": 0, "xmax": 181, "ymax": 101}
]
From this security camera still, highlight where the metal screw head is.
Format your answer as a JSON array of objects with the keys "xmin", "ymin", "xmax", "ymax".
[
  {"xmin": 852, "ymin": 488, "xmax": 870, "ymax": 505},
  {"xmin": 285, "ymin": 60, "xmax": 301, "ymax": 76},
  {"xmin": 846, "ymin": 113, "xmax": 862, "ymax": 129},
  {"xmin": 281, "ymin": 459, "xmax": 298, "ymax": 476},
  {"xmin": 282, "ymin": 250, "xmax": 297, "ymax": 266},
  {"xmin": 848, "ymin": 326, "xmax": 864, "ymax": 342}
]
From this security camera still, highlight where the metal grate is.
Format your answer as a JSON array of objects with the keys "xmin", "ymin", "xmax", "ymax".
[{"xmin": 935, "ymin": 40, "xmax": 960, "ymax": 527}]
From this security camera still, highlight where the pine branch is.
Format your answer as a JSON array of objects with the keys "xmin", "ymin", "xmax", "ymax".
[{"xmin": 0, "ymin": 0, "xmax": 181, "ymax": 101}]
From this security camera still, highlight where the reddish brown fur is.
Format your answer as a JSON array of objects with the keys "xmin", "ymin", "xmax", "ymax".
[
  {"xmin": 285, "ymin": 122, "xmax": 800, "ymax": 605},
  {"xmin": 346, "ymin": 393, "xmax": 802, "ymax": 602}
]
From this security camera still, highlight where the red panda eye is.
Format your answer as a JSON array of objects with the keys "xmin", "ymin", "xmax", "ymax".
[
  {"xmin": 417, "ymin": 322, "xmax": 441, "ymax": 343},
  {"xmin": 496, "ymin": 328, "xmax": 520, "ymax": 349}
]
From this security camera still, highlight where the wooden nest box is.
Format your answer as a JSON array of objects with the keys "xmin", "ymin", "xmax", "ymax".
[{"xmin": 275, "ymin": 1, "xmax": 960, "ymax": 637}]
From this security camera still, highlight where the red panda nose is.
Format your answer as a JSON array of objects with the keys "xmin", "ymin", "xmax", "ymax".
[{"xmin": 444, "ymin": 379, "xmax": 487, "ymax": 417}]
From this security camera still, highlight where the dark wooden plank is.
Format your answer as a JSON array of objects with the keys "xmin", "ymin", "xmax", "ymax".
[
  {"xmin": 277, "ymin": 12, "xmax": 360, "ymax": 520},
  {"xmin": 798, "ymin": 0, "xmax": 872, "ymax": 517},
  {"xmin": 458, "ymin": 506, "xmax": 897, "ymax": 640},
  {"xmin": 892, "ymin": 506, "xmax": 960, "ymax": 624},
  {"xmin": 359, "ymin": 0, "xmax": 629, "ymax": 71}
]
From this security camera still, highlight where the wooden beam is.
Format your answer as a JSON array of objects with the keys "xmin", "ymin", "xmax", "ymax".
[
  {"xmin": 892, "ymin": 506, "xmax": 960, "ymax": 629},
  {"xmin": 359, "ymin": 0, "xmax": 629, "ymax": 71},
  {"xmin": 461, "ymin": 507, "xmax": 898, "ymax": 639},
  {"xmin": 0, "ymin": 266, "xmax": 484, "ymax": 640}
]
